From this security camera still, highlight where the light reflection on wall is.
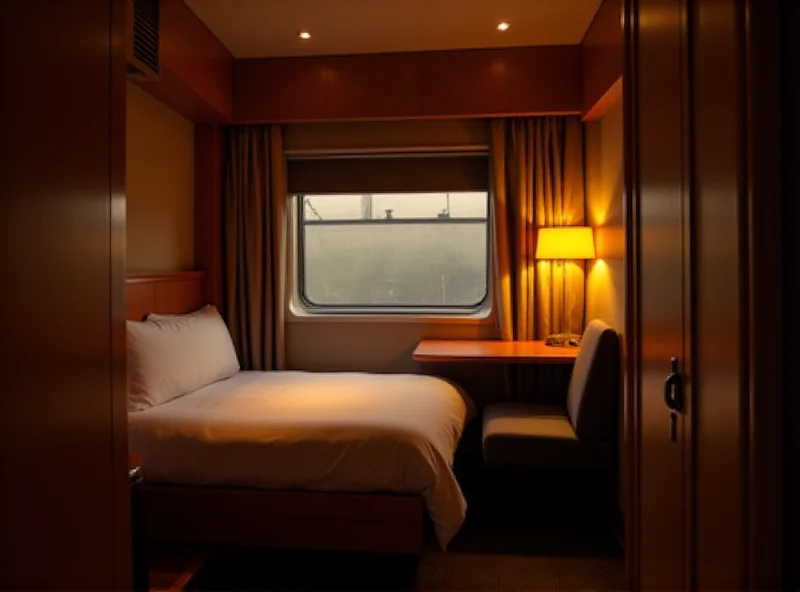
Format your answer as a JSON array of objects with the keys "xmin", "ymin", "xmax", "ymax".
[
  {"xmin": 583, "ymin": 95, "xmax": 625, "ymax": 512},
  {"xmin": 587, "ymin": 258, "xmax": 623, "ymax": 331},
  {"xmin": 585, "ymin": 98, "xmax": 624, "ymax": 334}
]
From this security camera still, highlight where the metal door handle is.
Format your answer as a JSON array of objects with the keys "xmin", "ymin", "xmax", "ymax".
[{"xmin": 664, "ymin": 356, "xmax": 683, "ymax": 412}]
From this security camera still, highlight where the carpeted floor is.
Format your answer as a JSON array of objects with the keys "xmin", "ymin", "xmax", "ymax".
[
  {"xmin": 188, "ymin": 425, "xmax": 625, "ymax": 591},
  {"xmin": 191, "ymin": 546, "xmax": 623, "ymax": 592},
  {"xmin": 416, "ymin": 552, "xmax": 624, "ymax": 592},
  {"xmin": 189, "ymin": 470, "xmax": 625, "ymax": 592}
]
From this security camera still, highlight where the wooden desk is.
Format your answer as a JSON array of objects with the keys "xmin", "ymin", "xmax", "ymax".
[{"xmin": 412, "ymin": 339, "xmax": 579, "ymax": 364}]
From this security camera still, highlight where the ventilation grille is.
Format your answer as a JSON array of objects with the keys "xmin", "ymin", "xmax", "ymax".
[{"xmin": 129, "ymin": 0, "xmax": 159, "ymax": 77}]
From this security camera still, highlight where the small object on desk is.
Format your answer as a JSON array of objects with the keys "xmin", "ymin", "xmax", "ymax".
[{"xmin": 544, "ymin": 334, "xmax": 583, "ymax": 347}]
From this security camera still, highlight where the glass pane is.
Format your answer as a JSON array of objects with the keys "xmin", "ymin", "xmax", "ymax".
[{"xmin": 300, "ymin": 193, "xmax": 489, "ymax": 308}]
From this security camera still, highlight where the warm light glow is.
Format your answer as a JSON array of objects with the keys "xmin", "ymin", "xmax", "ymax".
[
  {"xmin": 298, "ymin": 30, "xmax": 311, "ymax": 40},
  {"xmin": 497, "ymin": 22, "xmax": 510, "ymax": 31},
  {"xmin": 535, "ymin": 227, "xmax": 596, "ymax": 260},
  {"xmin": 586, "ymin": 258, "xmax": 623, "ymax": 333},
  {"xmin": 594, "ymin": 226, "xmax": 625, "ymax": 260}
]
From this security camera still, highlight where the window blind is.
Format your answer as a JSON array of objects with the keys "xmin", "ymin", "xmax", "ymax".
[
  {"xmin": 283, "ymin": 119, "xmax": 490, "ymax": 155},
  {"xmin": 287, "ymin": 153, "xmax": 489, "ymax": 194}
]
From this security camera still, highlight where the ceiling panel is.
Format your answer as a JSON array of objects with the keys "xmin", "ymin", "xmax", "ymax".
[{"xmin": 184, "ymin": 0, "xmax": 603, "ymax": 59}]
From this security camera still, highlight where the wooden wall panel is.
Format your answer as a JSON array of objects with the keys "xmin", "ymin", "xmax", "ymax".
[
  {"xmin": 159, "ymin": 0, "xmax": 232, "ymax": 117},
  {"xmin": 138, "ymin": 67, "xmax": 229, "ymax": 123},
  {"xmin": 156, "ymin": 277, "xmax": 204, "ymax": 313},
  {"xmin": 420, "ymin": 46, "xmax": 582, "ymax": 117},
  {"xmin": 127, "ymin": 281, "xmax": 158, "ymax": 321},
  {"xmin": 581, "ymin": 0, "xmax": 623, "ymax": 121},
  {"xmin": 195, "ymin": 124, "xmax": 225, "ymax": 309},
  {"xmin": 583, "ymin": 77, "xmax": 623, "ymax": 123},
  {"xmin": 235, "ymin": 57, "xmax": 330, "ymax": 122},
  {"xmin": 235, "ymin": 46, "xmax": 582, "ymax": 123},
  {"xmin": 0, "ymin": 0, "xmax": 129, "ymax": 588},
  {"xmin": 324, "ymin": 53, "xmax": 423, "ymax": 120},
  {"xmin": 135, "ymin": 0, "xmax": 233, "ymax": 122},
  {"xmin": 126, "ymin": 272, "xmax": 207, "ymax": 320}
]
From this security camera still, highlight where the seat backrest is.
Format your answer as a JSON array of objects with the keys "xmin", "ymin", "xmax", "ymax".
[{"xmin": 565, "ymin": 319, "xmax": 621, "ymax": 441}]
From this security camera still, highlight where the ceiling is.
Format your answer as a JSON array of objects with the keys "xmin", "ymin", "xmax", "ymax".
[{"xmin": 184, "ymin": 0, "xmax": 604, "ymax": 59}]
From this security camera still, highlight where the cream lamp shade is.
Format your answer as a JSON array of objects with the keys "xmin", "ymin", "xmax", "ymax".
[{"xmin": 535, "ymin": 226, "xmax": 596, "ymax": 260}]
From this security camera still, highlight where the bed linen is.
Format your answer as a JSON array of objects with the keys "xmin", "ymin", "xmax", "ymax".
[{"xmin": 128, "ymin": 370, "xmax": 474, "ymax": 548}]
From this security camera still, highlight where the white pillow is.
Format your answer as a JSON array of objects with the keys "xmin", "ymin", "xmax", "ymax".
[
  {"xmin": 127, "ymin": 305, "xmax": 240, "ymax": 411},
  {"xmin": 146, "ymin": 305, "xmax": 213, "ymax": 322}
]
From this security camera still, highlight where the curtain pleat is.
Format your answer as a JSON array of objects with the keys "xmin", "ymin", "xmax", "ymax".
[
  {"xmin": 492, "ymin": 116, "xmax": 586, "ymax": 341},
  {"xmin": 222, "ymin": 126, "xmax": 286, "ymax": 371},
  {"xmin": 492, "ymin": 116, "xmax": 586, "ymax": 399}
]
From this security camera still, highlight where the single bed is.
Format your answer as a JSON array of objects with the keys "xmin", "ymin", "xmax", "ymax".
[{"xmin": 125, "ymin": 272, "xmax": 471, "ymax": 554}]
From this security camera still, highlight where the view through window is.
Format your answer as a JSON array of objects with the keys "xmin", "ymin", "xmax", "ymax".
[{"xmin": 298, "ymin": 192, "xmax": 489, "ymax": 309}]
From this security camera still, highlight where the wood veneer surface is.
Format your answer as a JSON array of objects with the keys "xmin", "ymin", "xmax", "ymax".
[
  {"xmin": 235, "ymin": 46, "xmax": 582, "ymax": 123},
  {"xmin": 0, "ymin": 0, "xmax": 129, "ymax": 587},
  {"xmin": 581, "ymin": 0, "xmax": 623, "ymax": 118},
  {"xmin": 413, "ymin": 340, "xmax": 578, "ymax": 364}
]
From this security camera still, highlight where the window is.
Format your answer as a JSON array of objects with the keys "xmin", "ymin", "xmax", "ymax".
[
  {"xmin": 287, "ymin": 147, "xmax": 491, "ymax": 315},
  {"xmin": 296, "ymin": 192, "xmax": 490, "ymax": 311}
]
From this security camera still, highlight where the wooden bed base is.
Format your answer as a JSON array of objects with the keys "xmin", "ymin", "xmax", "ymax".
[
  {"xmin": 144, "ymin": 485, "xmax": 425, "ymax": 555},
  {"xmin": 126, "ymin": 272, "xmax": 427, "ymax": 555}
]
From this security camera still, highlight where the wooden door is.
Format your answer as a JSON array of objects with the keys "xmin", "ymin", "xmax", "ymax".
[
  {"xmin": 626, "ymin": 0, "xmax": 692, "ymax": 588},
  {"xmin": 627, "ymin": 0, "xmax": 785, "ymax": 589},
  {"xmin": 0, "ymin": 0, "xmax": 130, "ymax": 589}
]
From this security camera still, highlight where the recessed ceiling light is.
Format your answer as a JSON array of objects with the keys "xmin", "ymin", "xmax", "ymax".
[
  {"xmin": 298, "ymin": 30, "xmax": 311, "ymax": 40},
  {"xmin": 497, "ymin": 22, "xmax": 510, "ymax": 31}
]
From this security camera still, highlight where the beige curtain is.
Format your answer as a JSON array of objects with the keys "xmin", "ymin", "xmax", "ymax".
[
  {"xmin": 492, "ymin": 116, "xmax": 586, "ymax": 340},
  {"xmin": 223, "ymin": 126, "xmax": 286, "ymax": 370}
]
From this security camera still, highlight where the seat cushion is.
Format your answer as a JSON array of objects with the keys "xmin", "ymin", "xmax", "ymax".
[{"xmin": 482, "ymin": 402, "xmax": 614, "ymax": 468}]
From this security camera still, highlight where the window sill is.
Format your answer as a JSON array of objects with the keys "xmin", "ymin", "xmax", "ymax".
[{"xmin": 286, "ymin": 303, "xmax": 495, "ymax": 325}]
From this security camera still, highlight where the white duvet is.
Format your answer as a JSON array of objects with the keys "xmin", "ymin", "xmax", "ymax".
[{"xmin": 128, "ymin": 371, "xmax": 474, "ymax": 548}]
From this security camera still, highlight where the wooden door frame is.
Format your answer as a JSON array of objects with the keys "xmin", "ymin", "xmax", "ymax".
[
  {"xmin": 623, "ymin": 0, "xmax": 784, "ymax": 589},
  {"xmin": 622, "ymin": 0, "xmax": 639, "ymax": 586}
]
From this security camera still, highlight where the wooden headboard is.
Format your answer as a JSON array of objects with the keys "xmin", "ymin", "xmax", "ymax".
[{"xmin": 125, "ymin": 272, "xmax": 207, "ymax": 321}]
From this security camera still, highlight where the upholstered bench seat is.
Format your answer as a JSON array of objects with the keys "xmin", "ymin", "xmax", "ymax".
[
  {"xmin": 482, "ymin": 403, "xmax": 614, "ymax": 468},
  {"xmin": 481, "ymin": 319, "xmax": 621, "ymax": 469}
]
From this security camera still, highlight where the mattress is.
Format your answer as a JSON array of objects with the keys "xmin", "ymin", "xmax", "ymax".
[{"xmin": 128, "ymin": 370, "xmax": 474, "ymax": 548}]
